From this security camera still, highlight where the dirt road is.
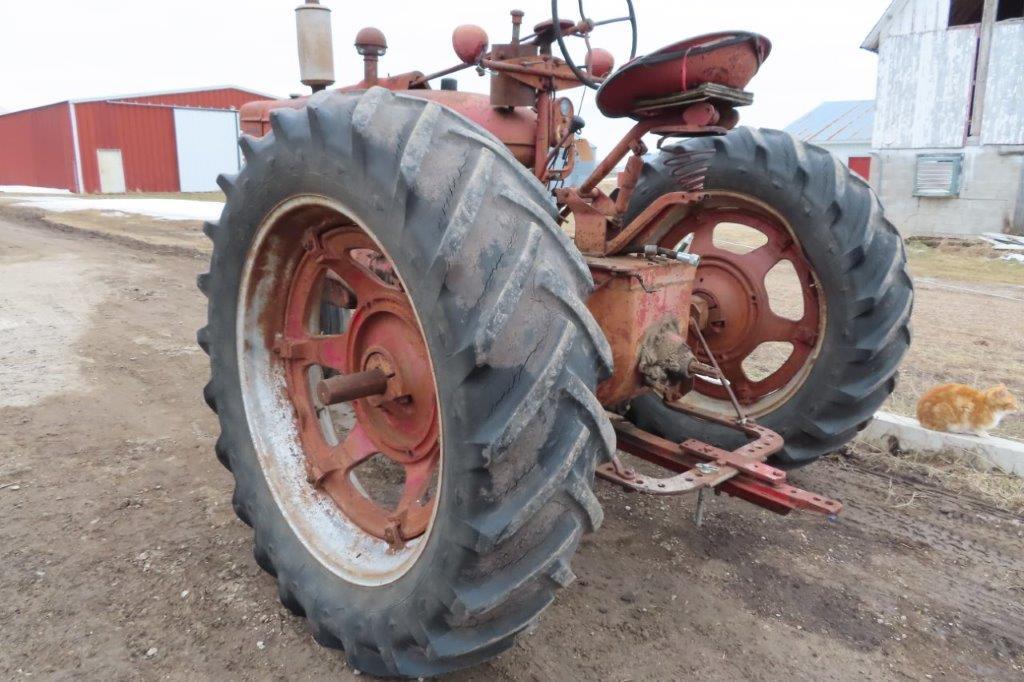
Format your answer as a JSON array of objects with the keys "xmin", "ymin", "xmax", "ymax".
[{"xmin": 1, "ymin": 214, "xmax": 1022, "ymax": 680}]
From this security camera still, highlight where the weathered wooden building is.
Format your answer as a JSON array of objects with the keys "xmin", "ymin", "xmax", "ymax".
[{"xmin": 863, "ymin": 0, "xmax": 1024, "ymax": 236}]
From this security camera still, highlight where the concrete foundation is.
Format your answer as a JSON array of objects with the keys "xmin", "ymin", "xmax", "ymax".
[
  {"xmin": 871, "ymin": 146, "xmax": 1024, "ymax": 237},
  {"xmin": 859, "ymin": 412, "xmax": 1024, "ymax": 477}
]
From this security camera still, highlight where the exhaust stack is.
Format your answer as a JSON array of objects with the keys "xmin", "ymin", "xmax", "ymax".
[{"xmin": 295, "ymin": 0, "xmax": 335, "ymax": 92}]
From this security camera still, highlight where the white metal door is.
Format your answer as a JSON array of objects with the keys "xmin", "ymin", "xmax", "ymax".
[
  {"xmin": 96, "ymin": 149, "xmax": 126, "ymax": 194},
  {"xmin": 173, "ymin": 108, "xmax": 240, "ymax": 192}
]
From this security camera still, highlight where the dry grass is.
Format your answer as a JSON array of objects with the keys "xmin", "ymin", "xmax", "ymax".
[
  {"xmin": 906, "ymin": 238, "xmax": 1024, "ymax": 286},
  {"xmin": 849, "ymin": 442, "xmax": 1024, "ymax": 514},
  {"xmin": 54, "ymin": 210, "xmax": 207, "ymax": 250},
  {"xmin": 895, "ymin": 263, "xmax": 1024, "ymax": 441}
]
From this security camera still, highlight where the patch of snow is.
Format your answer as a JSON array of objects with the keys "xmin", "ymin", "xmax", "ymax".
[
  {"xmin": 11, "ymin": 196, "xmax": 223, "ymax": 222},
  {"xmin": 0, "ymin": 185, "xmax": 73, "ymax": 195},
  {"xmin": 981, "ymin": 233, "xmax": 1024, "ymax": 251},
  {"xmin": 1002, "ymin": 253, "xmax": 1024, "ymax": 265}
]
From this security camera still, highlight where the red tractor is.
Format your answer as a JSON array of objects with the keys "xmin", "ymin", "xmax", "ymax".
[{"xmin": 198, "ymin": 2, "xmax": 912, "ymax": 676}]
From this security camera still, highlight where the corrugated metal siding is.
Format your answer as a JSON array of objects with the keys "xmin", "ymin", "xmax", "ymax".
[
  {"xmin": 115, "ymin": 88, "xmax": 269, "ymax": 111},
  {"xmin": 785, "ymin": 101, "xmax": 875, "ymax": 144},
  {"xmin": 873, "ymin": 28, "xmax": 977, "ymax": 148},
  {"xmin": 74, "ymin": 102, "xmax": 179, "ymax": 193},
  {"xmin": 0, "ymin": 103, "xmax": 77, "ymax": 190},
  {"xmin": 982, "ymin": 21, "xmax": 1024, "ymax": 144}
]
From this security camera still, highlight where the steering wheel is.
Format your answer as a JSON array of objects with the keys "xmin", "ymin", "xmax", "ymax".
[{"xmin": 551, "ymin": 0, "xmax": 637, "ymax": 89}]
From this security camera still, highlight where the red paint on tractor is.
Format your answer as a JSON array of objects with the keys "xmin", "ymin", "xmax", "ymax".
[
  {"xmin": 232, "ymin": 9, "xmax": 844, "ymax": 524},
  {"xmin": 587, "ymin": 256, "xmax": 697, "ymax": 406},
  {"xmin": 595, "ymin": 32, "xmax": 772, "ymax": 119}
]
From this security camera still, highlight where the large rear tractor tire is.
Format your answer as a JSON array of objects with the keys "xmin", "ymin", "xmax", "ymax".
[
  {"xmin": 197, "ymin": 87, "xmax": 614, "ymax": 677},
  {"xmin": 625, "ymin": 128, "xmax": 913, "ymax": 467}
]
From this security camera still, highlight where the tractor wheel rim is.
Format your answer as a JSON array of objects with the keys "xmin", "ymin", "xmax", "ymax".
[
  {"xmin": 662, "ymin": 192, "xmax": 825, "ymax": 417},
  {"xmin": 237, "ymin": 195, "xmax": 442, "ymax": 586}
]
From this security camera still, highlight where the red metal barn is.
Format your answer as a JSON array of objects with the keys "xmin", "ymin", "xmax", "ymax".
[{"xmin": 0, "ymin": 87, "xmax": 274, "ymax": 193}]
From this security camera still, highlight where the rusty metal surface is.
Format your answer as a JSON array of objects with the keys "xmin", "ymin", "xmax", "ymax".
[
  {"xmin": 483, "ymin": 55, "xmax": 586, "ymax": 93},
  {"xmin": 404, "ymin": 90, "xmax": 539, "ymax": 166},
  {"xmin": 607, "ymin": 190, "xmax": 704, "ymax": 254},
  {"xmin": 599, "ymin": 415, "xmax": 842, "ymax": 516},
  {"xmin": 452, "ymin": 24, "xmax": 490, "ymax": 64},
  {"xmin": 587, "ymin": 255, "xmax": 696, "ymax": 406},
  {"xmin": 239, "ymin": 74, "xmax": 425, "ymax": 137},
  {"xmin": 487, "ymin": 43, "xmax": 543, "ymax": 107},
  {"xmin": 266, "ymin": 213, "xmax": 440, "ymax": 548},
  {"xmin": 586, "ymin": 48, "xmax": 616, "ymax": 78},
  {"xmin": 658, "ymin": 195, "xmax": 823, "ymax": 407},
  {"xmin": 596, "ymin": 460, "xmax": 732, "ymax": 494},
  {"xmin": 240, "ymin": 88, "xmax": 539, "ymax": 166},
  {"xmin": 595, "ymin": 32, "xmax": 771, "ymax": 119},
  {"xmin": 316, "ymin": 368, "xmax": 389, "ymax": 405},
  {"xmin": 355, "ymin": 27, "xmax": 388, "ymax": 85},
  {"xmin": 636, "ymin": 321, "xmax": 695, "ymax": 402}
]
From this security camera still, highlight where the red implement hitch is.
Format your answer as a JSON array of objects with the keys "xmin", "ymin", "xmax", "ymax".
[{"xmin": 599, "ymin": 412, "xmax": 842, "ymax": 519}]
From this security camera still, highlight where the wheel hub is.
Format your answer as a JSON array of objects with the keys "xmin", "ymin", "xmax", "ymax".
[
  {"xmin": 347, "ymin": 300, "xmax": 439, "ymax": 462},
  {"xmin": 272, "ymin": 222, "xmax": 441, "ymax": 548},
  {"xmin": 693, "ymin": 256, "xmax": 764, "ymax": 356},
  {"xmin": 663, "ymin": 199, "xmax": 823, "ymax": 409}
]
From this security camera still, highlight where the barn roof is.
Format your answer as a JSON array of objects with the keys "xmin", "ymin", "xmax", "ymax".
[
  {"xmin": 784, "ymin": 100, "xmax": 876, "ymax": 145},
  {"xmin": 71, "ymin": 85, "xmax": 278, "ymax": 105},
  {"xmin": 0, "ymin": 85, "xmax": 277, "ymax": 117}
]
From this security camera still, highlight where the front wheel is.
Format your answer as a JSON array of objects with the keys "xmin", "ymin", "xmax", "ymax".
[
  {"xmin": 624, "ymin": 128, "xmax": 913, "ymax": 467},
  {"xmin": 198, "ymin": 88, "xmax": 614, "ymax": 677}
]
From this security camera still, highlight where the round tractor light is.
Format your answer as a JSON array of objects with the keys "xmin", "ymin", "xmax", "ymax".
[
  {"xmin": 586, "ymin": 48, "xmax": 615, "ymax": 78},
  {"xmin": 452, "ymin": 24, "xmax": 489, "ymax": 64}
]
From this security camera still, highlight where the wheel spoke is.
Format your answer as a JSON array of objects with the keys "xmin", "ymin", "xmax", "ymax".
[
  {"xmin": 592, "ymin": 16, "xmax": 631, "ymax": 27},
  {"xmin": 316, "ymin": 423, "xmax": 378, "ymax": 483},
  {"xmin": 323, "ymin": 253, "xmax": 384, "ymax": 305},
  {"xmin": 714, "ymin": 356, "xmax": 745, "ymax": 388},
  {"xmin": 306, "ymin": 422, "xmax": 379, "ymax": 487},
  {"xmin": 397, "ymin": 455, "xmax": 438, "ymax": 511},
  {"xmin": 688, "ymin": 222, "xmax": 716, "ymax": 254},
  {"xmin": 322, "ymin": 277, "xmax": 356, "ymax": 309},
  {"xmin": 714, "ymin": 356, "xmax": 757, "ymax": 402},
  {"xmin": 758, "ymin": 312, "xmax": 817, "ymax": 346},
  {"xmin": 275, "ymin": 333, "xmax": 348, "ymax": 370},
  {"xmin": 337, "ymin": 423, "xmax": 380, "ymax": 471},
  {"xmin": 317, "ymin": 231, "xmax": 391, "ymax": 305},
  {"xmin": 742, "ymin": 240, "xmax": 786, "ymax": 281}
]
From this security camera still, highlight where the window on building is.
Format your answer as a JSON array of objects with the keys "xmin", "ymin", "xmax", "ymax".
[
  {"xmin": 914, "ymin": 155, "xmax": 963, "ymax": 197},
  {"xmin": 998, "ymin": 0, "xmax": 1024, "ymax": 20},
  {"xmin": 949, "ymin": 0, "xmax": 984, "ymax": 26}
]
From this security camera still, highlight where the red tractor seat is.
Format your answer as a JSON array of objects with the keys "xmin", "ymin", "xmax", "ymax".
[{"xmin": 595, "ymin": 32, "xmax": 772, "ymax": 119}]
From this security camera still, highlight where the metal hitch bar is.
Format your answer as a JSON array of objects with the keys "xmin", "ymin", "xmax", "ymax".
[{"xmin": 596, "ymin": 408, "xmax": 842, "ymax": 518}]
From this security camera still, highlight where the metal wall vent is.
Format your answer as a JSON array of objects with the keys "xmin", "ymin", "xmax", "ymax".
[{"xmin": 914, "ymin": 154, "xmax": 963, "ymax": 197}]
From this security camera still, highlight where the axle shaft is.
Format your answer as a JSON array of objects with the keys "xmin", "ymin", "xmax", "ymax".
[{"xmin": 316, "ymin": 368, "xmax": 389, "ymax": 405}]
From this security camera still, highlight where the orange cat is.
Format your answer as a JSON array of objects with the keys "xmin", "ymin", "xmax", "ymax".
[{"xmin": 916, "ymin": 384, "xmax": 1019, "ymax": 436}]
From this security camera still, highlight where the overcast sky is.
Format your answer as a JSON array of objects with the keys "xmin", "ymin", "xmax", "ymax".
[{"xmin": 0, "ymin": 0, "xmax": 890, "ymax": 150}]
